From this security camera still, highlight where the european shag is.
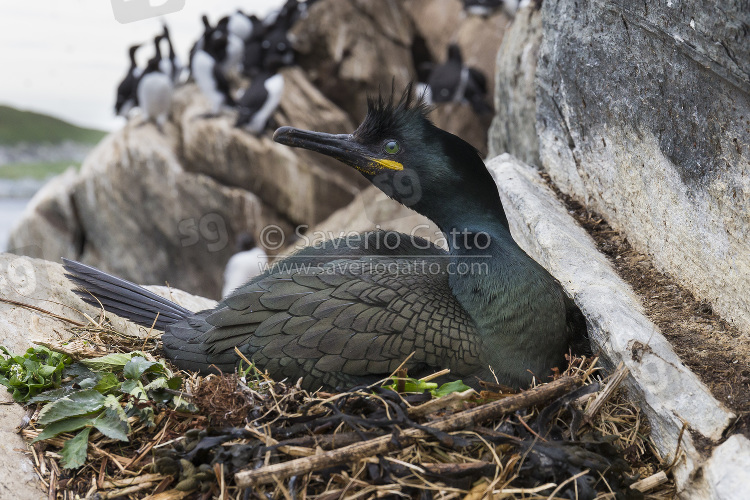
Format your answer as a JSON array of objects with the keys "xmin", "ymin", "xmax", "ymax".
[
  {"xmin": 63, "ymin": 86, "xmax": 589, "ymax": 391},
  {"xmin": 115, "ymin": 44, "xmax": 142, "ymax": 117},
  {"xmin": 161, "ymin": 23, "xmax": 182, "ymax": 84}
]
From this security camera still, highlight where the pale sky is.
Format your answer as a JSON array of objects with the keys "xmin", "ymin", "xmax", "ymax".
[{"xmin": 0, "ymin": 0, "xmax": 284, "ymax": 131}]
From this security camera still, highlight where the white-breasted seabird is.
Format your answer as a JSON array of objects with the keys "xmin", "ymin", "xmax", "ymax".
[
  {"xmin": 235, "ymin": 65, "xmax": 285, "ymax": 135},
  {"xmin": 191, "ymin": 31, "xmax": 235, "ymax": 116},
  {"xmin": 136, "ymin": 36, "xmax": 174, "ymax": 129}
]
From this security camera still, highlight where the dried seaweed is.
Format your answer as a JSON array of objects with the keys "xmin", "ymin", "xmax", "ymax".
[{"xmin": 16, "ymin": 316, "xmax": 675, "ymax": 499}]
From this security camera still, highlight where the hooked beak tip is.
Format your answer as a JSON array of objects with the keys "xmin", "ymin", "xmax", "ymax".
[{"xmin": 272, "ymin": 126, "xmax": 294, "ymax": 144}]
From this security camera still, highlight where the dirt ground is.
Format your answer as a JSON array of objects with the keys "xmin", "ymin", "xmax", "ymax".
[{"xmin": 542, "ymin": 175, "xmax": 750, "ymax": 446}]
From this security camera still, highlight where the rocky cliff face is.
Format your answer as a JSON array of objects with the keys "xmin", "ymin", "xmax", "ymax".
[
  {"xmin": 535, "ymin": 0, "xmax": 750, "ymax": 333},
  {"xmin": 489, "ymin": 1, "xmax": 750, "ymax": 335}
]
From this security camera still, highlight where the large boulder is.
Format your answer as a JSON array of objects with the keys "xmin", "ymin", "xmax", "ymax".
[
  {"xmin": 487, "ymin": 4, "xmax": 542, "ymax": 164},
  {"xmin": 8, "ymin": 168, "xmax": 82, "ymax": 260},
  {"xmin": 9, "ymin": 124, "xmax": 293, "ymax": 299},
  {"xmin": 535, "ymin": 0, "xmax": 750, "ymax": 333}
]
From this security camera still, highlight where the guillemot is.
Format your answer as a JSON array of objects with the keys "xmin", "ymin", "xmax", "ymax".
[{"xmin": 136, "ymin": 36, "xmax": 174, "ymax": 130}]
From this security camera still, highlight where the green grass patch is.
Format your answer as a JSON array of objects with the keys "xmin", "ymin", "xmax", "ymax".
[
  {"xmin": 0, "ymin": 105, "xmax": 106, "ymax": 145},
  {"xmin": 0, "ymin": 161, "xmax": 79, "ymax": 180}
]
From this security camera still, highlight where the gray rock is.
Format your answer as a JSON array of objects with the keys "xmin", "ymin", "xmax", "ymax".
[
  {"xmin": 487, "ymin": 4, "xmax": 542, "ymax": 165},
  {"xmin": 429, "ymin": 103, "xmax": 493, "ymax": 157},
  {"xmin": 694, "ymin": 435, "xmax": 750, "ymax": 500},
  {"xmin": 487, "ymin": 153, "xmax": 746, "ymax": 498},
  {"xmin": 8, "ymin": 168, "xmax": 81, "ymax": 259},
  {"xmin": 535, "ymin": 0, "xmax": 750, "ymax": 334}
]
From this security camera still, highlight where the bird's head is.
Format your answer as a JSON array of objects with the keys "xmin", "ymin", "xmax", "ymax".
[
  {"xmin": 273, "ymin": 84, "xmax": 507, "ymax": 232},
  {"xmin": 128, "ymin": 44, "xmax": 141, "ymax": 59}
]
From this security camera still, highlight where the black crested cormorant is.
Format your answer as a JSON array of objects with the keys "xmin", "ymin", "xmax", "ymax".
[
  {"xmin": 115, "ymin": 44, "xmax": 142, "ymax": 117},
  {"xmin": 63, "ymin": 86, "xmax": 589, "ymax": 391},
  {"xmin": 161, "ymin": 23, "xmax": 182, "ymax": 83}
]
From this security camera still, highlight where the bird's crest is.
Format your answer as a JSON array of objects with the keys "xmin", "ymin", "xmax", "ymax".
[{"xmin": 354, "ymin": 83, "xmax": 431, "ymax": 142}]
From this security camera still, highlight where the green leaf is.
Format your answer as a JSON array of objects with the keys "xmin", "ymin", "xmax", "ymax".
[
  {"xmin": 167, "ymin": 376, "xmax": 182, "ymax": 391},
  {"xmin": 60, "ymin": 427, "xmax": 91, "ymax": 469},
  {"xmin": 0, "ymin": 345, "xmax": 71, "ymax": 402},
  {"xmin": 77, "ymin": 377, "xmax": 99, "ymax": 390},
  {"xmin": 28, "ymin": 387, "xmax": 76, "ymax": 404},
  {"xmin": 93, "ymin": 408, "xmax": 129, "ymax": 441},
  {"xmin": 37, "ymin": 364, "xmax": 57, "ymax": 378},
  {"xmin": 94, "ymin": 373, "xmax": 120, "ymax": 394},
  {"xmin": 383, "ymin": 376, "xmax": 438, "ymax": 394},
  {"xmin": 38, "ymin": 389, "xmax": 106, "ymax": 425},
  {"xmin": 102, "ymin": 394, "xmax": 129, "ymax": 421},
  {"xmin": 31, "ymin": 417, "xmax": 92, "ymax": 443},
  {"xmin": 63, "ymin": 363, "xmax": 95, "ymax": 379},
  {"xmin": 123, "ymin": 356, "xmax": 164, "ymax": 380},
  {"xmin": 143, "ymin": 377, "xmax": 172, "ymax": 404},
  {"xmin": 120, "ymin": 379, "xmax": 140, "ymax": 396},
  {"xmin": 81, "ymin": 352, "xmax": 143, "ymax": 372},
  {"xmin": 432, "ymin": 380, "xmax": 472, "ymax": 398}
]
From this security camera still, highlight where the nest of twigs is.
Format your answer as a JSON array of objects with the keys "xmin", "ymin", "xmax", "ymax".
[{"xmin": 18, "ymin": 315, "xmax": 675, "ymax": 500}]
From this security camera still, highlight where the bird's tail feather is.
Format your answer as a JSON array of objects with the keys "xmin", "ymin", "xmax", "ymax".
[{"xmin": 62, "ymin": 258, "xmax": 193, "ymax": 330}]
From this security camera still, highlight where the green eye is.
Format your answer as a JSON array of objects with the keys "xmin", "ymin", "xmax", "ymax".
[{"xmin": 384, "ymin": 140, "xmax": 400, "ymax": 155}]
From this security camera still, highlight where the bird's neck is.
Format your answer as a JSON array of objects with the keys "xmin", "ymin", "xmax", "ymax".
[{"xmin": 436, "ymin": 203, "xmax": 534, "ymax": 335}]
